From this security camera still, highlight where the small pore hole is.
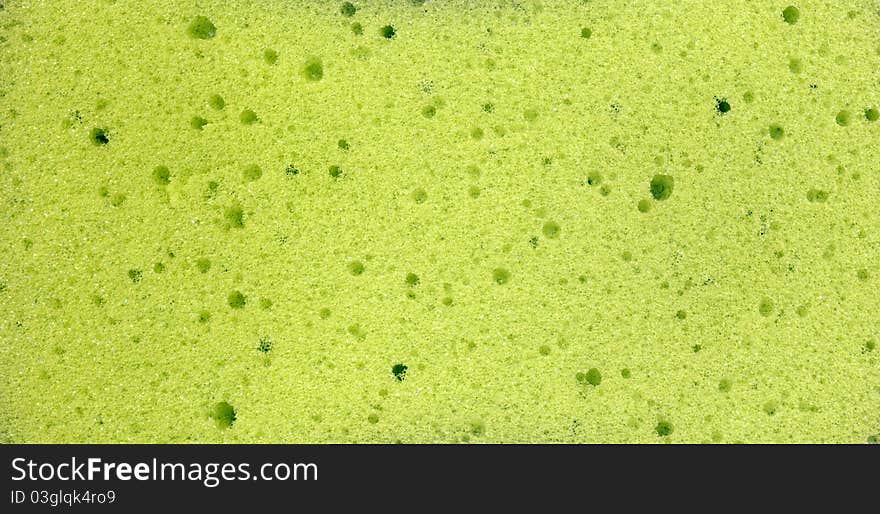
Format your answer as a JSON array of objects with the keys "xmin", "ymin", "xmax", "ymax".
[
  {"xmin": 380, "ymin": 25, "xmax": 396, "ymax": 39},
  {"xmin": 348, "ymin": 261, "xmax": 365, "ymax": 276},
  {"xmin": 656, "ymin": 421, "xmax": 674, "ymax": 437},
  {"xmin": 90, "ymin": 127, "xmax": 109, "ymax": 145},
  {"xmin": 758, "ymin": 297, "xmax": 774, "ymax": 316},
  {"xmin": 303, "ymin": 56, "xmax": 324, "ymax": 81},
  {"xmin": 769, "ymin": 124, "xmax": 785, "ymax": 140},
  {"xmin": 208, "ymin": 94, "xmax": 225, "ymax": 110},
  {"xmin": 188, "ymin": 16, "xmax": 217, "ymax": 40},
  {"xmin": 228, "ymin": 290, "xmax": 247, "ymax": 309},
  {"xmin": 263, "ymin": 49, "xmax": 278, "ymax": 65},
  {"xmin": 650, "ymin": 174, "xmax": 674, "ymax": 201},
  {"xmin": 411, "ymin": 188, "xmax": 428, "ymax": 204},
  {"xmin": 191, "ymin": 116, "xmax": 208, "ymax": 130},
  {"xmin": 492, "ymin": 268, "xmax": 510, "ymax": 285},
  {"xmin": 152, "ymin": 165, "xmax": 171, "ymax": 185},
  {"xmin": 341, "ymin": 2, "xmax": 357, "ymax": 17},
  {"xmin": 392, "ymin": 363, "xmax": 408, "ymax": 381},
  {"xmin": 240, "ymin": 109, "xmax": 259, "ymax": 125},
  {"xmin": 211, "ymin": 401, "xmax": 236, "ymax": 429},
  {"xmin": 542, "ymin": 221, "xmax": 560, "ymax": 239}
]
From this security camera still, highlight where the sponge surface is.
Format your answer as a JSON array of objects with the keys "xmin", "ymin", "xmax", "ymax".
[{"xmin": 0, "ymin": 0, "xmax": 878, "ymax": 443}]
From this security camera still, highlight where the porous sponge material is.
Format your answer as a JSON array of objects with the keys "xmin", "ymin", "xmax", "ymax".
[{"xmin": 0, "ymin": 0, "xmax": 878, "ymax": 443}]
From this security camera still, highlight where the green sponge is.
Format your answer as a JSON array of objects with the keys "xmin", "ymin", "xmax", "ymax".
[{"xmin": 0, "ymin": 1, "xmax": 878, "ymax": 443}]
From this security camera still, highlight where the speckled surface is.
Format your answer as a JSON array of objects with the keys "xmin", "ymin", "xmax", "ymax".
[{"xmin": 0, "ymin": 1, "xmax": 878, "ymax": 443}]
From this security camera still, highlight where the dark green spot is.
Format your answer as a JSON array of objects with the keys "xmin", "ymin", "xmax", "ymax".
[
  {"xmin": 412, "ymin": 188, "xmax": 427, "ymax": 203},
  {"xmin": 392, "ymin": 363, "xmax": 408, "ymax": 381},
  {"xmin": 542, "ymin": 221, "xmax": 560, "ymax": 239},
  {"xmin": 240, "ymin": 109, "xmax": 258, "ymax": 125},
  {"xmin": 758, "ymin": 297, "xmax": 774, "ymax": 316},
  {"xmin": 211, "ymin": 401, "xmax": 236, "ymax": 429},
  {"xmin": 127, "ymin": 269, "xmax": 142, "ymax": 283},
  {"xmin": 152, "ymin": 165, "xmax": 171, "ymax": 185},
  {"xmin": 348, "ymin": 261, "xmax": 365, "ymax": 276},
  {"xmin": 341, "ymin": 2, "xmax": 357, "ymax": 17},
  {"xmin": 769, "ymin": 124, "xmax": 785, "ymax": 140},
  {"xmin": 584, "ymin": 368, "xmax": 602, "ymax": 386},
  {"xmin": 656, "ymin": 421, "xmax": 674, "ymax": 437},
  {"xmin": 649, "ymin": 174, "xmax": 674, "ymax": 201},
  {"xmin": 195, "ymin": 258, "xmax": 211, "ymax": 273},
  {"xmin": 339, "ymin": 2, "xmax": 357, "ymax": 18},
  {"xmin": 380, "ymin": 25, "xmax": 396, "ymax": 39},
  {"xmin": 225, "ymin": 205, "xmax": 244, "ymax": 228},
  {"xmin": 90, "ymin": 127, "xmax": 109, "ymax": 145},
  {"xmin": 191, "ymin": 116, "xmax": 208, "ymax": 130},
  {"xmin": 188, "ymin": 16, "xmax": 217, "ymax": 40},
  {"xmin": 208, "ymin": 94, "xmax": 225, "ymax": 110},
  {"xmin": 228, "ymin": 290, "xmax": 247, "ymax": 309},
  {"xmin": 263, "ymin": 49, "xmax": 278, "ymax": 65}
]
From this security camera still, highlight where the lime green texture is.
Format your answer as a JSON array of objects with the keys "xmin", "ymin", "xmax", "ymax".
[{"xmin": 0, "ymin": 1, "xmax": 879, "ymax": 444}]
